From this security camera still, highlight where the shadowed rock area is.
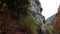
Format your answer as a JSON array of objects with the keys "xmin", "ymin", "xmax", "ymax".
[
  {"xmin": 0, "ymin": 0, "xmax": 45, "ymax": 34},
  {"xmin": 53, "ymin": 6, "xmax": 60, "ymax": 34}
]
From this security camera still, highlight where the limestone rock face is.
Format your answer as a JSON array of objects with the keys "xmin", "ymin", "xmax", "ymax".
[
  {"xmin": 28, "ymin": 0, "xmax": 46, "ymax": 34},
  {"xmin": 46, "ymin": 14, "xmax": 56, "ymax": 27},
  {"xmin": 29, "ymin": 0, "xmax": 42, "ymax": 14},
  {"xmin": 28, "ymin": 0, "xmax": 45, "ymax": 34},
  {"xmin": 28, "ymin": 0, "xmax": 45, "ymax": 28}
]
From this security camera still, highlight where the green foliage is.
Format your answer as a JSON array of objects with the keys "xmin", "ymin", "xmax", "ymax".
[
  {"xmin": 25, "ymin": 14, "xmax": 39, "ymax": 34},
  {"xmin": 0, "ymin": 0, "xmax": 40, "ymax": 34},
  {"xmin": 45, "ymin": 24, "xmax": 53, "ymax": 34}
]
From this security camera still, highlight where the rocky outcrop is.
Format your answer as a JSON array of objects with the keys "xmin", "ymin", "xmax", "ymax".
[
  {"xmin": 46, "ymin": 14, "xmax": 56, "ymax": 27},
  {"xmin": 28, "ymin": 0, "xmax": 46, "ymax": 34},
  {"xmin": 0, "ymin": 0, "xmax": 45, "ymax": 34},
  {"xmin": 53, "ymin": 6, "xmax": 60, "ymax": 34},
  {"xmin": 28, "ymin": 0, "xmax": 45, "ymax": 28}
]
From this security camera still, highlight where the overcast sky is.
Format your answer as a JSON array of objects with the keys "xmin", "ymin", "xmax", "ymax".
[{"xmin": 39, "ymin": 0, "xmax": 60, "ymax": 19}]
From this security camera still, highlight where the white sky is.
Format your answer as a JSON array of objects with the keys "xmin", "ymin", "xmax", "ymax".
[{"xmin": 39, "ymin": 0, "xmax": 60, "ymax": 19}]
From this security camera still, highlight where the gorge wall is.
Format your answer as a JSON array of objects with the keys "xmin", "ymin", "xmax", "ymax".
[
  {"xmin": 53, "ymin": 6, "xmax": 60, "ymax": 34},
  {"xmin": 0, "ymin": 0, "xmax": 45, "ymax": 34}
]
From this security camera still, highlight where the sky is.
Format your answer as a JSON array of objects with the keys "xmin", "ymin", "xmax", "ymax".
[{"xmin": 39, "ymin": 0, "xmax": 60, "ymax": 19}]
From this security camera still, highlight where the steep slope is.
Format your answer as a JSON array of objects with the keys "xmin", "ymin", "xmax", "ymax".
[
  {"xmin": 46, "ymin": 14, "xmax": 56, "ymax": 27},
  {"xmin": 53, "ymin": 6, "xmax": 60, "ymax": 34},
  {"xmin": 0, "ymin": 0, "xmax": 45, "ymax": 34}
]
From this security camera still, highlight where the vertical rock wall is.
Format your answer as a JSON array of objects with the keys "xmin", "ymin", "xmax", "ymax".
[
  {"xmin": 53, "ymin": 6, "xmax": 60, "ymax": 34},
  {"xmin": 0, "ymin": 0, "xmax": 45, "ymax": 34},
  {"xmin": 28, "ymin": 0, "xmax": 45, "ymax": 28}
]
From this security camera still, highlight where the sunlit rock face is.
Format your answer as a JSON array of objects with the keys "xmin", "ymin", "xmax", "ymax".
[
  {"xmin": 28, "ymin": 0, "xmax": 45, "ymax": 28},
  {"xmin": 28, "ymin": 0, "xmax": 46, "ymax": 34},
  {"xmin": 46, "ymin": 14, "xmax": 56, "ymax": 27},
  {"xmin": 29, "ymin": 0, "xmax": 42, "ymax": 14}
]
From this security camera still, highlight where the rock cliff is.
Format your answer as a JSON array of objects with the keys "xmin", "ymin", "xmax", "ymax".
[
  {"xmin": 28, "ymin": 0, "xmax": 45, "ymax": 28},
  {"xmin": 0, "ymin": 0, "xmax": 45, "ymax": 34},
  {"xmin": 53, "ymin": 6, "xmax": 60, "ymax": 34}
]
